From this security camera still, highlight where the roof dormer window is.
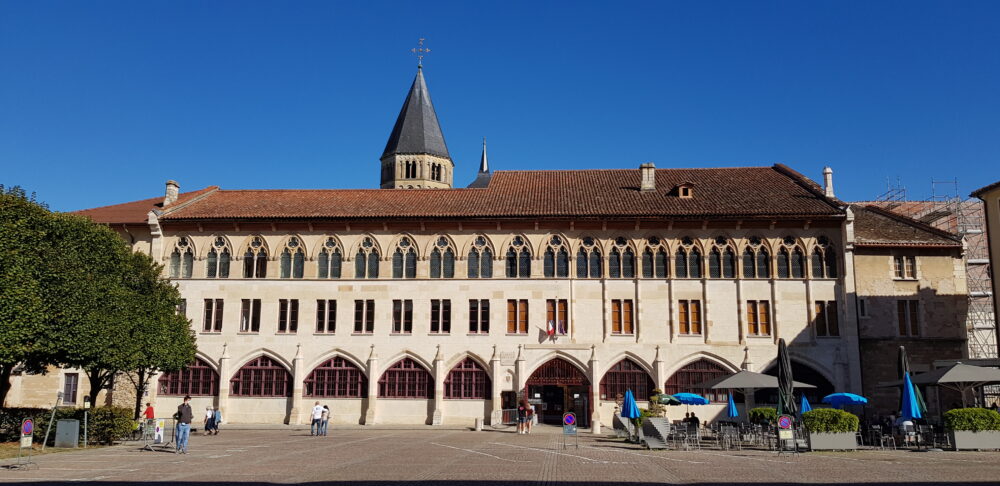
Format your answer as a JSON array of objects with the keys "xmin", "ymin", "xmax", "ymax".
[{"xmin": 674, "ymin": 182, "xmax": 694, "ymax": 198}]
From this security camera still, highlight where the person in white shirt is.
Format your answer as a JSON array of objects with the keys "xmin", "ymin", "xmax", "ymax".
[{"xmin": 311, "ymin": 402, "xmax": 324, "ymax": 436}]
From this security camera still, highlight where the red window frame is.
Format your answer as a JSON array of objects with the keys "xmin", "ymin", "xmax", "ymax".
[
  {"xmin": 378, "ymin": 358, "xmax": 433, "ymax": 399},
  {"xmin": 158, "ymin": 358, "xmax": 219, "ymax": 396},
  {"xmin": 230, "ymin": 356, "xmax": 291, "ymax": 397},
  {"xmin": 664, "ymin": 359, "xmax": 731, "ymax": 403},
  {"xmin": 444, "ymin": 358, "xmax": 490, "ymax": 399},
  {"xmin": 600, "ymin": 359, "xmax": 654, "ymax": 401},
  {"xmin": 304, "ymin": 357, "xmax": 367, "ymax": 398}
]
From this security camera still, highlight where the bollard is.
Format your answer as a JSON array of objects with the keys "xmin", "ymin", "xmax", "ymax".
[{"xmin": 474, "ymin": 417, "xmax": 483, "ymax": 431}]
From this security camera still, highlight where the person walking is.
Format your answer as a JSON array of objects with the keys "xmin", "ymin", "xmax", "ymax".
[
  {"xmin": 526, "ymin": 403, "xmax": 535, "ymax": 434},
  {"xmin": 204, "ymin": 406, "xmax": 215, "ymax": 436},
  {"xmin": 213, "ymin": 407, "xmax": 223, "ymax": 435},
  {"xmin": 320, "ymin": 405, "xmax": 330, "ymax": 436},
  {"xmin": 175, "ymin": 395, "xmax": 193, "ymax": 454},
  {"xmin": 310, "ymin": 401, "xmax": 324, "ymax": 436}
]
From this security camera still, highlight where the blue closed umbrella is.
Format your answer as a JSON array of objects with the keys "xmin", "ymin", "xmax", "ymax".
[
  {"xmin": 800, "ymin": 395, "xmax": 812, "ymax": 413},
  {"xmin": 726, "ymin": 392, "xmax": 739, "ymax": 418},
  {"xmin": 901, "ymin": 373, "xmax": 923, "ymax": 420},
  {"xmin": 822, "ymin": 393, "xmax": 869, "ymax": 408},
  {"xmin": 621, "ymin": 389, "xmax": 641, "ymax": 419},
  {"xmin": 672, "ymin": 393, "xmax": 710, "ymax": 405}
]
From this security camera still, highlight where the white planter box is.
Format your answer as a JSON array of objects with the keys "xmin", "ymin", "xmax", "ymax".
[
  {"xmin": 807, "ymin": 431, "xmax": 857, "ymax": 451},
  {"xmin": 949, "ymin": 430, "xmax": 1000, "ymax": 450}
]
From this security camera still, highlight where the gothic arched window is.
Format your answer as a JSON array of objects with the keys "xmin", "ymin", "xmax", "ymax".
[
  {"xmin": 664, "ymin": 359, "xmax": 732, "ymax": 403},
  {"xmin": 608, "ymin": 237, "xmax": 635, "ymax": 278},
  {"xmin": 467, "ymin": 236, "xmax": 493, "ymax": 278},
  {"xmin": 230, "ymin": 356, "xmax": 291, "ymax": 397},
  {"xmin": 242, "ymin": 236, "xmax": 268, "ymax": 279},
  {"xmin": 576, "ymin": 237, "xmax": 602, "ymax": 278},
  {"xmin": 444, "ymin": 358, "xmax": 491, "ymax": 399},
  {"xmin": 304, "ymin": 357, "xmax": 367, "ymax": 398},
  {"xmin": 543, "ymin": 236, "xmax": 569, "ymax": 278},
  {"xmin": 600, "ymin": 359, "xmax": 654, "ymax": 401},
  {"xmin": 158, "ymin": 358, "xmax": 218, "ymax": 396},
  {"xmin": 279, "ymin": 236, "xmax": 305, "ymax": 279},
  {"xmin": 642, "ymin": 237, "xmax": 668, "ymax": 278},
  {"xmin": 378, "ymin": 358, "xmax": 433, "ymax": 399},
  {"xmin": 708, "ymin": 237, "xmax": 735, "ymax": 279},
  {"xmin": 430, "ymin": 236, "xmax": 456, "ymax": 279},
  {"xmin": 392, "ymin": 237, "xmax": 417, "ymax": 279},
  {"xmin": 505, "ymin": 236, "xmax": 531, "ymax": 279},
  {"xmin": 354, "ymin": 237, "xmax": 379, "ymax": 279},
  {"xmin": 777, "ymin": 237, "xmax": 805, "ymax": 279},
  {"xmin": 742, "ymin": 236, "xmax": 770, "ymax": 279},
  {"xmin": 169, "ymin": 237, "xmax": 194, "ymax": 279},
  {"xmin": 811, "ymin": 236, "xmax": 838, "ymax": 278},
  {"xmin": 317, "ymin": 237, "xmax": 342, "ymax": 279},
  {"xmin": 676, "ymin": 238, "xmax": 700, "ymax": 278},
  {"xmin": 206, "ymin": 236, "xmax": 231, "ymax": 279}
]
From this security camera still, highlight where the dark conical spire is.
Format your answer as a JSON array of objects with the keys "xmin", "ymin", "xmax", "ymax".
[
  {"xmin": 382, "ymin": 67, "xmax": 451, "ymax": 159},
  {"xmin": 467, "ymin": 137, "xmax": 493, "ymax": 188}
]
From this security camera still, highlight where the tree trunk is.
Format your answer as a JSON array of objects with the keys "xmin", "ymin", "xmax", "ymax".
[
  {"xmin": 85, "ymin": 369, "xmax": 111, "ymax": 409},
  {"xmin": 132, "ymin": 369, "xmax": 149, "ymax": 419},
  {"xmin": 0, "ymin": 365, "xmax": 12, "ymax": 410}
]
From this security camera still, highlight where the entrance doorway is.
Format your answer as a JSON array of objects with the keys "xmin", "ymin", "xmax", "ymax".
[{"xmin": 524, "ymin": 358, "xmax": 590, "ymax": 428}]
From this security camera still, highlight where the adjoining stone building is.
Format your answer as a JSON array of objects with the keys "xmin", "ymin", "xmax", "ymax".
[
  {"xmin": 850, "ymin": 205, "xmax": 967, "ymax": 415},
  {"xmin": 972, "ymin": 181, "xmax": 1000, "ymax": 362},
  {"xmin": 3, "ymin": 66, "xmax": 968, "ymax": 428}
]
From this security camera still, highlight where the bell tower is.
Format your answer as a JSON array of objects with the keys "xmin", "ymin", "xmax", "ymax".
[{"xmin": 380, "ymin": 61, "xmax": 454, "ymax": 189}]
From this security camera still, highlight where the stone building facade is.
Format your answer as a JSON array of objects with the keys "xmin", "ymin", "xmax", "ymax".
[
  {"xmin": 972, "ymin": 180, "xmax": 1000, "ymax": 359},
  {"xmin": 5, "ymin": 66, "xmax": 967, "ymax": 429},
  {"xmin": 850, "ymin": 205, "xmax": 968, "ymax": 415}
]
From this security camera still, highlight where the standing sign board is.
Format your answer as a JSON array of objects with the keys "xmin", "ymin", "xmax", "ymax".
[
  {"xmin": 776, "ymin": 414, "xmax": 798, "ymax": 453},
  {"xmin": 562, "ymin": 413, "xmax": 578, "ymax": 449},
  {"xmin": 20, "ymin": 419, "xmax": 33, "ymax": 448}
]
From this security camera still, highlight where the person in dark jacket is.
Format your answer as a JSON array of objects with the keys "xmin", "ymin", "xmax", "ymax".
[{"xmin": 175, "ymin": 395, "xmax": 193, "ymax": 454}]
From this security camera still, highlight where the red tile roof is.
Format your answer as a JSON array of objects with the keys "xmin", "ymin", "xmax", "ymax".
[
  {"xmin": 971, "ymin": 180, "xmax": 1000, "ymax": 198},
  {"xmin": 77, "ymin": 166, "xmax": 845, "ymax": 223},
  {"xmin": 74, "ymin": 186, "xmax": 219, "ymax": 224},
  {"xmin": 850, "ymin": 204, "xmax": 962, "ymax": 248}
]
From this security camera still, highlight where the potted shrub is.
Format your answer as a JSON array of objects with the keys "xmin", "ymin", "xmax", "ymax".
[
  {"xmin": 802, "ymin": 409, "xmax": 859, "ymax": 451},
  {"xmin": 748, "ymin": 407, "xmax": 777, "ymax": 425},
  {"xmin": 944, "ymin": 408, "xmax": 1000, "ymax": 450}
]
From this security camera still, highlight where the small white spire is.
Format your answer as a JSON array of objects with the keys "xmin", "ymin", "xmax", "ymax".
[{"xmin": 823, "ymin": 166, "xmax": 835, "ymax": 198}]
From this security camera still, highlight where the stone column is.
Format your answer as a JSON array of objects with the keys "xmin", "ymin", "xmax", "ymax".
[
  {"xmin": 588, "ymin": 345, "xmax": 601, "ymax": 434},
  {"xmin": 289, "ymin": 344, "xmax": 304, "ymax": 425},
  {"xmin": 217, "ymin": 344, "xmax": 231, "ymax": 417},
  {"xmin": 489, "ymin": 345, "xmax": 502, "ymax": 418},
  {"xmin": 432, "ymin": 345, "xmax": 444, "ymax": 426},
  {"xmin": 514, "ymin": 345, "xmax": 526, "ymax": 396},
  {"xmin": 652, "ymin": 345, "xmax": 665, "ymax": 392},
  {"xmin": 364, "ymin": 345, "xmax": 379, "ymax": 425}
]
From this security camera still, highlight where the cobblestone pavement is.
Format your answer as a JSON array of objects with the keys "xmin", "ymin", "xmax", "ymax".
[{"xmin": 2, "ymin": 426, "xmax": 1000, "ymax": 485}]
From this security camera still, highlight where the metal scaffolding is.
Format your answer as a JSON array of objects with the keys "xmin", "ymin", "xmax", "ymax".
[{"xmin": 871, "ymin": 179, "xmax": 997, "ymax": 360}]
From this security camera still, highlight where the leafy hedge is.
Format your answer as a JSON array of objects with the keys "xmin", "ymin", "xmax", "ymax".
[
  {"xmin": 749, "ymin": 407, "xmax": 777, "ymax": 424},
  {"xmin": 0, "ymin": 407, "xmax": 134, "ymax": 445},
  {"xmin": 802, "ymin": 408, "xmax": 859, "ymax": 433},
  {"xmin": 944, "ymin": 408, "xmax": 1000, "ymax": 432}
]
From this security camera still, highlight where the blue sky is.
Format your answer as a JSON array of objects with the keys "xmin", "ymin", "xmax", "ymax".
[{"xmin": 2, "ymin": 1, "xmax": 998, "ymax": 212}]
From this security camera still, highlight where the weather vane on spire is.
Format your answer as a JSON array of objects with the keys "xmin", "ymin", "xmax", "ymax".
[{"xmin": 411, "ymin": 38, "xmax": 430, "ymax": 67}]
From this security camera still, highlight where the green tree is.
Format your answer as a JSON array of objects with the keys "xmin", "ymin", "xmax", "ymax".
[
  {"xmin": 121, "ymin": 251, "xmax": 196, "ymax": 418},
  {"xmin": 45, "ymin": 212, "xmax": 138, "ymax": 408},
  {"xmin": 0, "ymin": 187, "xmax": 55, "ymax": 407}
]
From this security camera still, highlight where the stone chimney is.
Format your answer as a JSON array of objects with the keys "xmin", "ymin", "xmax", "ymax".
[
  {"xmin": 822, "ymin": 167, "xmax": 834, "ymax": 198},
  {"xmin": 640, "ymin": 162, "xmax": 656, "ymax": 192},
  {"xmin": 164, "ymin": 180, "xmax": 180, "ymax": 206}
]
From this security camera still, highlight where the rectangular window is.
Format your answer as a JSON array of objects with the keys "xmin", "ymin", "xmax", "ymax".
[
  {"xmin": 240, "ymin": 299, "xmax": 261, "ymax": 333},
  {"xmin": 178, "ymin": 299, "xmax": 187, "ymax": 318},
  {"xmin": 355, "ymin": 299, "xmax": 374, "ymax": 334},
  {"xmin": 815, "ymin": 301, "xmax": 840, "ymax": 337},
  {"xmin": 277, "ymin": 299, "xmax": 299, "ymax": 333},
  {"xmin": 897, "ymin": 300, "xmax": 919, "ymax": 336},
  {"xmin": 746, "ymin": 300, "xmax": 770, "ymax": 336},
  {"xmin": 316, "ymin": 299, "xmax": 336, "ymax": 333},
  {"xmin": 430, "ymin": 299, "xmax": 451, "ymax": 334},
  {"xmin": 506, "ymin": 299, "xmax": 528, "ymax": 334},
  {"xmin": 545, "ymin": 299, "xmax": 569, "ymax": 335},
  {"xmin": 202, "ymin": 299, "xmax": 224, "ymax": 332},
  {"xmin": 469, "ymin": 299, "xmax": 490, "ymax": 334},
  {"xmin": 611, "ymin": 299, "xmax": 634, "ymax": 334},
  {"xmin": 858, "ymin": 298, "xmax": 868, "ymax": 318},
  {"xmin": 393, "ymin": 299, "xmax": 414, "ymax": 334},
  {"xmin": 62, "ymin": 373, "xmax": 79, "ymax": 405},
  {"xmin": 678, "ymin": 300, "xmax": 701, "ymax": 335},
  {"xmin": 895, "ymin": 256, "xmax": 916, "ymax": 279}
]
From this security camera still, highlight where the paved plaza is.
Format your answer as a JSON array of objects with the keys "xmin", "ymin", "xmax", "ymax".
[{"xmin": 2, "ymin": 426, "xmax": 1000, "ymax": 485}]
